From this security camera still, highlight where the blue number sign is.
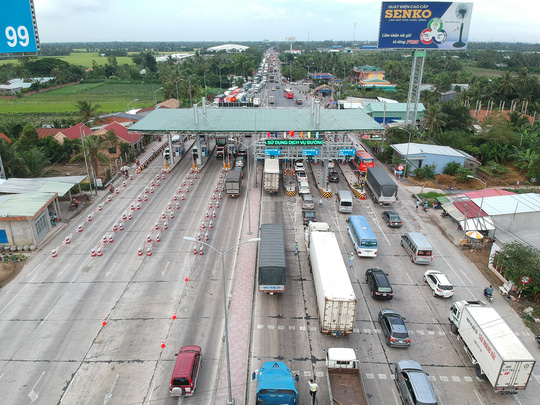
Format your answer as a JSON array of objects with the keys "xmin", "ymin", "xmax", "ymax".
[{"xmin": 1, "ymin": 1, "xmax": 39, "ymax": 54}]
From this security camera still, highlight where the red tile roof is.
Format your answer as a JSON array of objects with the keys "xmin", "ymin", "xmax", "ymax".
[
  {"xmin": 58, "ymin": 123, "xmax": 93, "ymax": 140},
  {"xmin": 101, "ymin": 116, "xmax": 132, "ymax": 125},
  {"xmin": 0, "ymin": 132, "xmax": 11, "ymax": 143},
  {"xmin": 101, "ymin": 122, "xmax": 142, "ymax": 144},
  {"xmin": 471, "ymin": 110, "xmax": 534, "ymax": 125},
  {"xmin": 36, "ymin": 128, "xmax": 62, "ymax": 139}
]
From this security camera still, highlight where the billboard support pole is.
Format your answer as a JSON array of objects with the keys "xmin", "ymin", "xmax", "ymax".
[{"xmin": 405, "ymin": 50, "xmax": 426, "ymax": 126}]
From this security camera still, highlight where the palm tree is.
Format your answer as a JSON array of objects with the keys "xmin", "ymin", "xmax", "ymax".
[
  {"xmin": 75, "ymin": 100, "xmax": 102, "ymax": 123},
  {"xmin": 497, "ymin": 71, "xmax": 515, "ymax": 98},
  {"xmin": 17, "ymin": 148, "xmax": 50, "ymax": 177},
  {"xmin": 70, "ymin": 135, "xmax": 109, "ymax": 180},
  {"xmin": 422, "ymin": 105, "xmax": 448, "ymax": 139}
]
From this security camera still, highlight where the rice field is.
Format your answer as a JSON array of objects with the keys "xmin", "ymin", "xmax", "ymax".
[{"xmin": 0, "ymin": 82, "xmax": 162, "ymax": 114}]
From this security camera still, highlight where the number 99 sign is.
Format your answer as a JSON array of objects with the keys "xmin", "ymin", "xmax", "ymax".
[{"xmin": 1, "ymin": 1, "xmax": 39, "ymax": 54}]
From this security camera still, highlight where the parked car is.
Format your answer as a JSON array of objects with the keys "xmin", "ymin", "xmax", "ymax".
[
  {"xmin": 378, "ymin": 309, "xmax": 411, "ymax": 347},
  {"xmin": 365, "ymin": 268, "xmax": 394, "ymax": 300},
  {"xmin": 294, "ymin": 161, "xmax": 304, "ymax": 172},
  {"xmin": 395, "ymin": 360, "xmax": 437, "ymax": 405},
  {"xmin": 423, "ymin": 270, "xmax": 454, "ymax": 298},
  {"xmin": 303, "ymin": 210, "xmax": 317, "ymax": 226},
  {"xmin": 382, "ymin": 211, "xmax": 403, "ymax": 228},
  {"xmin": 328, "ymin": 171, "xmax": 340, "ymax": 182},
  {"xmin": 296, "ymin": 99, "xmax": 303, "ymax": 105}
]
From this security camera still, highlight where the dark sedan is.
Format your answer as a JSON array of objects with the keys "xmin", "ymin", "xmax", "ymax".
[
  {"xmin": 378, "ymin": 309, "xmax": 411, "ymax": 347},
  {"xmin": 328, "ymin": 171, "xmax": 340, "ymax": 182},
  {"xmin": 303, "ymin": 210, "xmax": 317, "ymax": 226},
  {"xmin": 382, "ymin": 211, "xmax": 402, "ymax": 228}
]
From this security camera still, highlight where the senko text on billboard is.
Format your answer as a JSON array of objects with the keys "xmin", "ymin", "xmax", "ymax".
[
  {"xmin": 0, "ymin": 0, "xmax": 39, "ymax": 54},
  {"xmin": 378, "ymin": 2, "xmax": 473, "ymax": 50}
]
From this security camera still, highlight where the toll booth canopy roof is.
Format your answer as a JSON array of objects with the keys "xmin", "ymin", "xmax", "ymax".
[{"xmin": 130, "ymin": 108, "xmax": 383, "ymax": 133}]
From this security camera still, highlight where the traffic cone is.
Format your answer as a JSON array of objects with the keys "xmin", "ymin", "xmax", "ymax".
[
  {"xmin": 199, "ymin": 246, "xmax": 204, "ymax": 255},
  {"xmin": 88, "ymin": 215, "xmax": 92, "ymax": 221},
  {"xmin": 161, "ymin": 339, "xmax": 166, "ymax": 349},
  {"xmin": 97, "ymin": 249, "xmax": 103, "ymax": 257},
  {"xmin": 138, "ymin": 247, "xmax": 143, "ymax": 256},
  {"xmin": 91, "ymin": 249, "xmax": 96, "ymax": 257},
  {"xmin": 65, "ymin": 236, "xmax": 71, "ymax": 244},
  {"xmin": 102, "ymin": 318, "xmax": 107, "ymax": 326},
  {"xmin": 52, "ymin": 249, "xmax": 58, "ymax": 258},
  {"xmin": 185, "ymin": 275, "xmax": 189, "ymax": 282},
  {"xmin": 147, "ymin": 248, "xmax": 152, "ymax": 256},
  {"xmin": 172, "ymin": 311, "xmax": 177, "ymax": 320}
]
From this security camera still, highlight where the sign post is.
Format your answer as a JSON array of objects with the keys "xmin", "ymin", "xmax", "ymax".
[{"xmin": 1, "ymin": 1, "xmax": 40, "ymax": 56}]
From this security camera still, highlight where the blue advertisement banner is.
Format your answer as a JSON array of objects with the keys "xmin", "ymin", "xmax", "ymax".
[
  {"xmin": 0, "ymin": 1, "xmax": 39, "ymax": 54},
  {"xmin": 378, "ymin": 2, "xmax": 473, "ymax": 50}
]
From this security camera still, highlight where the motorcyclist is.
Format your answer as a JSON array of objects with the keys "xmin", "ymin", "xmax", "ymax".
[
  {"xmin": 109, "ymin": 184, "xmax": 114, "ymax": 194},
  {"xmin": 484, "ymin": 285, "xmax": 494, "ymax": 297}
]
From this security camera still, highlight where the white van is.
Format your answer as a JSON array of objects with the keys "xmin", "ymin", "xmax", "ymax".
[
  {"xmin": 400, "ymin": 232, "xmax": 434, "ymax": 264},
  {"xmin": 269, "ymin": 96, "xmax": 275, "ymax": 104},
  {"xmin": 337, "ymin": 190, "xmax": 353, "ymax": 213}
]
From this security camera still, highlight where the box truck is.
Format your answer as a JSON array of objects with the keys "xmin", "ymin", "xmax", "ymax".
[
  {"xmin": 258, "ymin": 224, "xmax": 286, "ymax": 294},
  {"xmin": 263, "ymin": 159, "xmax": 280, "ymax": 193},
  {"xmin": 449, "ymin": 300, "xmax": 535, "ymax": 393},
  {"xmin": 365, "ymin": 166, "xmax": 398, "ymax": 205},
  {"xmin": 305, "ymin": 222, "xmax": 356, "ymax": 336}
]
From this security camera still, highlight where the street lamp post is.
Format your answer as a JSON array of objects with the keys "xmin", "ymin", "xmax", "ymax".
[
  {"xmin": 467, "ymin": 175, "xmax": 487, "ymax": 233},
  {"xmin": 398, "ymin": 126, "xmax": 415, "ymax": 178},
  {"xmin": 153, "ymin": 87, "xmax": 163, "ymax": 105},
  {"xmin": 127, "ymin": 98, "xmax": 138, "ymax": 156},
  {"xmin": 188, "ymin": 74, "xmax": 195, "ymax": 107},
  {"xmin": 203, "ymin": 70, "xmax": 209, "ymax": 99},
  {"xmin": 218, "ymin": 66, "xmax": 223, "ymax": 90},
  {"xmin": 80, "ymin": 120, "xmax": 94, "ymax": 197},
  {"xmin": 182, "ymin": 237, "xmax": 261, "ymax": 405}
]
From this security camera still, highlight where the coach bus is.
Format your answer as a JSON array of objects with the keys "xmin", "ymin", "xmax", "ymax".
[
  {"xmin": 350, "ymin": 145, "xmax": 375, "ymax": 173},
  {"xmin": 346, "ymin": 215, "xmax": 378, "ymax": 257},
  {"xmin": 283, "ymin": 88, "xmax": 294, "ymax": 99}
]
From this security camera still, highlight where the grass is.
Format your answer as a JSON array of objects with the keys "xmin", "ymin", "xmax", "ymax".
[
  {"xmin": 0, "ymin": 52, "xmax": 135, "ymax": 68},
  {"xmin": 0, "ymin": 83, "xmax": 161, "ymax": 113}
]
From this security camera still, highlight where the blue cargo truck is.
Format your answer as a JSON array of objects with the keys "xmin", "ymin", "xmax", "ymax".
[{"xmin": 253, "ymin": 362, "xmax": 298, "ymax": 404}]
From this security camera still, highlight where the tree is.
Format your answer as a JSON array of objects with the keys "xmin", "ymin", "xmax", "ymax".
[
  {"xmin": 497, "ymin": 71, "xmax": 515, "ymax": 98},
  {"xmin": 422, "ymin": 105, "xmax": 448, "ymax": 139},
  {"xmin": 493, "ymin": 242, "xmax": 540, "ymax": 301},
  {"xmin": 75, "ymin": 100, "xmax": 102, "ymax": 124},
  {"xmin": 70, "ymin": 135, "xmax": 109, "ymax": 180},
  {"xmin": 16, "ymin": 124, "xmax": 40, "ymax": 151},
  {"xmin": 17, "ymin": 148, "xmax": 50, "ymax": 177}
]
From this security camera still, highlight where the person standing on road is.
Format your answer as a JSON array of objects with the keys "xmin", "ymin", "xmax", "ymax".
[
  {"xmin": 416, "ymin": 200, "xmax": 420, "ymax": 211},
  {"xmin": 319, "ymin": 198, "xmax": 323, "ymax": 207},
  {"xmin": 295, "ymin": 241, "xmax": 298, "ymax": 256},
  {"xmin": 308, "ymin": 379, "xmax": 319, "ymax": 404},
  {"xmin": 349, "ymin": 253, "xmax": 354, "ymax": 268}
]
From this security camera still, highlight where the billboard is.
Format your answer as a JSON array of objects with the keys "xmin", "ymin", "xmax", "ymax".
[
  {"xmin": 378, "ymin": 2, "xmax": 473, "ymax": 50},
  {"xmin": 0, "ymin": 0, "xmax": 40, "ymax": 55}
]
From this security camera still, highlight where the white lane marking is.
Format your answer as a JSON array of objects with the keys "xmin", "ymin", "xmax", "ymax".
[
  {"xmin": 28, "ymin": 371, "xmax": 46, "ymax": 402},
  {"xmin": 26, "ymin": 263, "xmax": 43, "ymax": 279},
  {"xmin": 146, "ymin": 378, "xmax": 157, "ymax": 405},
  {"xmin": 105, "ymin": 262, "xmax": 116, "ymax": 278},
  {"xmin": 57, "ymin": 263, "xmax": 71, "ymax": 278},
  {"xmin": 162, "ymin": 261, "xmax": 170, "ymax": 277},
  {"xmin": 0, "ymin": 273, "xmax": 39, "ymax": 315},
  {"xmin": 103, "ymin": 374, "xmax": 120, "ymax": 405}
]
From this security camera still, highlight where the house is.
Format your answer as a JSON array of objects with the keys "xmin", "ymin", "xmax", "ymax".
[
  {"xmin": 53, "ymin": 123, "xmax": 93, "ymax": 145},
  {"xmin": 390, "ymin": 143, "xmax": 480, "ymax": 174},
  {"xmin": 353, "ymin": 65, "xmax": 397, "ymax": 91},
  {"xmin": 36, "ymin": 128, "xmax": 62, "ymax": 139},
  {"xmin": 92, "ymin": 122, "xmax": 143, "ymax": 154}
]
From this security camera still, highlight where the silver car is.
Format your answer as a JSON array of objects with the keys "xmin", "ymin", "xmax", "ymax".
[
  {"xmin": 378, "ymin": 309, "xmax": 411, "ymax": 347},
  {"xmin": 395, "ymin": 360, "xmax": 438, "ymax": 405},
  {"xmin": 423, "ymin": 270, "xmax": 454, "ymax": 298}
]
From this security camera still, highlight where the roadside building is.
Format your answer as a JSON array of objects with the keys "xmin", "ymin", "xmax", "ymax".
[
  {"xmin": 353, "ymin": 65, "xmax": 397, "ymax": 91},
  {"xmin": 390, "ymin": 143, "xmax": 480, "ymax": 175},
  {"xmin": 363, "ymin": 102, "xmax": 425, "ymax": 124}
]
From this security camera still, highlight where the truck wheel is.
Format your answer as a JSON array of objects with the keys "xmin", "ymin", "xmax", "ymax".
[
  {"xmin": 450, "ymin": 323, "xmax": 458, "ymax": 335},
  {"xmin": 475, "ymin": 364, "xmax": 486, "ymax": 380}
]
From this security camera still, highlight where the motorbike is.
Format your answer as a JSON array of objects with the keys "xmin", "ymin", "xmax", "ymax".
[
  {"xmin": 484, "ymin": 287, "xmax": 494, "ymax": 302},
  {"xmin": 441, "ymin": 210, "xmax": 449, "ymax": 218},
  {"xmin": 69, "ymin": 201, "xmax": 79, "ymax": 211},
  {"xmin": 536, "ymin": 335, "xmax": 540, "ymax": 347}
]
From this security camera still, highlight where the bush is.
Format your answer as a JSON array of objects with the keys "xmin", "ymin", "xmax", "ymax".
[
  {"xmin": 456, "ymin": 166, "xmax": 476, "ymax": 181},
  {"xmin": 414, "ymin": 164, "xmax": 436, "ymax": 179},
  {"xmin": 443, "ymin": 161, "xmax": 461, "ymax": 175},
  {"xmin": 486, "ymin": 160, "xmax": 510, "ymax": 177}
]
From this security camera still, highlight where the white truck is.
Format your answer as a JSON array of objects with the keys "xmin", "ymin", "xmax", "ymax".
[
  {"xmin": 263, "ymin": 159, "xmax": 280, "ymax": 193},
  {"xmin": 305, "ymin": 222, "xmax": 356, "ymax": 336},
  {"xmin": 253, "ymin": 97, "xmax": 260, "ymax": 107},
  {"xmin": 326, "ymin": 348, "xmax": 367, "ymax": 405},
  {"xmin": 449, "ymin": 300, "xmax": 535, "ymax": 393}
]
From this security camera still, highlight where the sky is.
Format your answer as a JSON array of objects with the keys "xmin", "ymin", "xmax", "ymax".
[{"xmin": 33, "ymin": 0, "xmax": 540, "ymax": 44}]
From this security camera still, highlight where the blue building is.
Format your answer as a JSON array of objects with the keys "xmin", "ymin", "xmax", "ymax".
[{"xmin": 390, "ymin": 143, "xmax": 480, "ymax": 175}]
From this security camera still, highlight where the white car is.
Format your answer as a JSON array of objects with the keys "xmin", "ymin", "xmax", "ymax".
[
  {"xmin": 298, "ymin": 180, "xmax": 310, "ymax": 194},
  {"xmin": 423, "ymin": 270, "xmax": 454, "ymax": 298},
  {"xmin": 294, "ymin": 161, "xmax": 304, "ymax": 172}
]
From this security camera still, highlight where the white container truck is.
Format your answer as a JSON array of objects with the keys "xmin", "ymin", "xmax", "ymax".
[
  {"xmin": 305, "ymin": 222, "xmax": 356, "ymax": 336},
  {"xmin": 449, "ymin": 300, "xmax": 535, "ymax": 393},
  {"xmin": 263, "ymin": 159, "xmax": 280, "ymax": 193}
]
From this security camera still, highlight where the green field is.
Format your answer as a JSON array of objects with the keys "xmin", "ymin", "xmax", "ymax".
[
  {"xmin": 0, "ymin": 52, "xmax": 135, "ymax": 68},
  {"xmin": 0, "ymin": 83, "xmax": 161, "ymax": 114}
]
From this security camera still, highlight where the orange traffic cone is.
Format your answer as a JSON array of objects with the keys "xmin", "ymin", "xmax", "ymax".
[{"xmin": 161, "ymin": 339, "xmax": 166, "ymax": 349}]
